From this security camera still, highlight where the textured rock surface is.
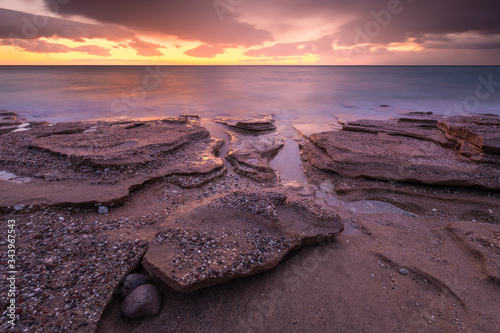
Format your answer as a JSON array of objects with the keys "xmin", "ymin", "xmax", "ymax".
[
  {"xmin": 216, "ymin": 114, "xmax": 276, "ymax": 131},
  {"xmin": 437, "ymin": 115, "xmax": 500, "ymax": 164},
  {"xmin": 142, "ymin": 191, "xmax": 343, "ymax": 292},
  {"xmin": 226, "ymin": 146, "xmax": 283, "ymax": 184},
  {"xmin": 223, "ymin": 119, "xmax": 285, "ymax": 185},
  {"xmin": 302, "ymin": 114, "xmax": 500, "ymax": 190},
  {"xmin": 446, "ymin": 221, "xmax": 500, "ymax": 284},
  {"xmin": 0, "ymin": 117, "xmax": 224, "ymax": 207},
  {"xmin": 121, "ymin": 284, "xmax": 161, "ymax": 319}
]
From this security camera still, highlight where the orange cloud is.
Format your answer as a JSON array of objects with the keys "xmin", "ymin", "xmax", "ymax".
[
  {"xmin": 128, "ymin": 38, "xmax": 164, "ymax": 57},
  {"xmin": 1, "ymin": 38, "xmax": 111, "ymax": 56},
  {"xmin": 184, "ymin": 44, "xmax": 225, "ymax": 58}
]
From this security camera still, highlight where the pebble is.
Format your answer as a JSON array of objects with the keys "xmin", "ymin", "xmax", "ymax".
[
  {"xmin": 399, "ymin": 268, "xmax": 410, "ymax": 275},
  {"xmin": 319, "ymin": 181, "xmax": 335, "ymax": 194},
  {"xmin": 121, "ymin": 284, "xmax": 161, "ymax": 319},
  {"xmin": 98, "ymin": 206, "xmax": 109, "ymax": 214},
  {"xmin": 14, "ymin": 204, "xmax": 25, "ymax": 211},
  {"xmin": 120, "ymin": 273, "xmax": 153, "ymax": 299}
]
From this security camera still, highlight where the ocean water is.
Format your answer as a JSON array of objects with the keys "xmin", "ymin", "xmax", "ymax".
[{"xmin": 1, "ymin": 66, "xmax": 500, "ymax": 125}]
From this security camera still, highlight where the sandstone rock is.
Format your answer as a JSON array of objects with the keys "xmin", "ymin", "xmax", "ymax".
[
  {"xmin": 216, "ymin": 114, "xmax": 276, "ymax": 132},
  {"xmin": 447, "ymin": 221, "xmax": 500, "ymax": 284},
  {"xmin": 226, "ymin": 146, "xmax": 282, "ymax": 184},
  {"xmin": 143, "ymin": 191, "xmax": 343, "ymax": 292},
  {"xmin": 302, "ymin": 115, "xmax": 500, "ymax": 190},
  {"xmin": 31, "ymin": 118, "xmax": 209, "ymax": 167},
  {"xmin": 343, "ymin": 115, "xmax": 452, "ymax": 147},
  {"xmin": 0, "ymin": 118, "xmax": 224, "ymax": 208},
  {"xmin": 120, "ymin": 273, "xmax": 153, "ymax": 299},
  {"xmin": 437, "ymin": 115, "xmax": 500, "ymax": 164},
  {"xmin": 121, "ymin": 284, "xmax": 161, "ymax": 319},
  {"xmin": 223, "ymin": 121, "xmax": 284, "ymax": 185}
]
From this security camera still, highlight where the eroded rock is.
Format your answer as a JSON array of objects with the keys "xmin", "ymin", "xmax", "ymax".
[
  {"xmin": 226, "ymin": 146, "xmax": 282, "ymax": 184},
  {"xmin": 437, "ymin": 115, "xmax": 500, "ymax": 164},
  {"xmin": 216, "ymin": 114, "xmax": 276, "ymax": 132},
  {"xmin": 142, "ymin": 191, "xmax": 343, "ymax": 292},
  {"xmin": 0, "ymin": 117, "xmax": 224, "ymax": 208},
  {"xmin": 301, "ymin": 114, "xmax": 500, "ymax": 190},
  {"xmin": 447, "ymin": 221, "xmax": 500, "ymax": 284}
]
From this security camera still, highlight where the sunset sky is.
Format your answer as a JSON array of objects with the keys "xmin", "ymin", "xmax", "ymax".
[{"xmin": 1, "ymin": 0, "xmax": 500, "ymax": 65}]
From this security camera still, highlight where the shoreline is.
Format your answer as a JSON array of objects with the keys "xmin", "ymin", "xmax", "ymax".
[{"xmin": 0, "ymin": 111, "xmax": 499, "ymax": 332}]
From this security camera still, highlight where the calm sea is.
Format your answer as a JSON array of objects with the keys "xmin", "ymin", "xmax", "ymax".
[{"xmin": 1, "ymin": 66, "xmax": 499, "ymax": 125}]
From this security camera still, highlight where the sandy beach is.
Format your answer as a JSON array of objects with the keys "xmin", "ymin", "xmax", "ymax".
[{"xmin": 0, "ymin": 111, "xmax": 498, "ymax": 332}]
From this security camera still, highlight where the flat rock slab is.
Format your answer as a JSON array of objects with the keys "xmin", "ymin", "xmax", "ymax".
[
  {"xmin": 303, "ymin": 115, "xmax": 500, "ymax": 190},
  {"xmin": 215, "ymin": 114, "xmax": 276, "ymax": 132},
  {"xmin": 0, "ymin": 117, "xmax": 224, "ymax": 207},
  {"xmin": 343, "ymin": 115, "xmax": 451, "ymax": 147},
  {"xmin": 343, "ymin": 114, "xmax": 500, "ymax": 164},
  {"xmin": 142, "ymin": 191, "xmax": 343, "ymax": 292},
  {"xmin": 447, "ymin": 221, "xmax": 500, "ymax": 284},
  {"xmin": 31, "ymin": 118, "xmax": 208, "ymax": 166}
]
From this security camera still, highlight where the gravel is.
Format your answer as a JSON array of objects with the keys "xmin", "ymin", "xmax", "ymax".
[{"xmin": 0, "ymin": 209, "xmax": 149, "ymax": 333}]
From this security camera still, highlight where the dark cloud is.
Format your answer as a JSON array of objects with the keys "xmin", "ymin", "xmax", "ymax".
[
  {"xmin": 0, "ymin": 7, "xmax": 166, "ymax": 57},
  {"xmin": 44, "ymin": 0, "xmax": 273, "ymax": 47},
  {"xmin": 414, "ymin": 34, "xmax": 500, "ymax": 50},
  {"xmin": 0, "ymin": 8, "xmax": 134, "ymax": 41},
  {"xmin": 242, "ymin": 0, "xmax": 500, "ymax": 50},
  {"xmin": 184, "ymin": 44, "xmax": 225, "ymax": 58},
  {"xmin": 1, "ymin": 38, "xmax": 112, "ymax": 56},
  {"xmin": 243, "ymin": 0, "xmax": 500, "ymax": 59},
  {"xmin": 333, "ymin": 0, "xmax": 500, "ymax": 46}
]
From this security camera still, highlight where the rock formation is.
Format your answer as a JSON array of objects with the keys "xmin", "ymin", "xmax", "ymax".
[
  {"xmin": 301, "ymin": 114, "xmax": 500, "ymax": 190},
  {"xmin": 0, "ymin": 117, "xmax": 224, "ymax": 207},
  {"xmin": 142, "ymin": 191, "xmax": 343, "ymax": 292}
]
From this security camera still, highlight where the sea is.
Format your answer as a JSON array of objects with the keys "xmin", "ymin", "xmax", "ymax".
[{"xmin": 1, "ymin": 66, "xmax": 500, "ymax": 126}]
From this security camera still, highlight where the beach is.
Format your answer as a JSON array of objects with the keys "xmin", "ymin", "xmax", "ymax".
[
  {"xmin": 2, "ymin": 0, "xmax": 500, "ymax": 330},
  {"xmin": 0, "ymin": 108, "xmax": 499, "ymax": 332}
]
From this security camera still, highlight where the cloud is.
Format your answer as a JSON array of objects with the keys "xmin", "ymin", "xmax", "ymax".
[
  {"xmin": 1, "ymin": 38, "xmax": 112, "ymax": 56},
  {"xmin": 239, "ymin": 0, "xmax": 500, "ymax": 50},
  {"xmin": 245, "ymin": 35, "xmax": 334, "ymax": 57},
  {"xmin": 128, "ymin": 38, "xmax": 164, "ymax": 56},
  {"xmin": 0, "ymin": 7, "xmax": 165, "ymax": 57},
  {"xmin": 44, "ymin": 0, "xmax": 273, "ymax": 47},
  {"xmin": 184, "ymin": 44, "xmax": 225, "ymax": 58},
  {"xmin": 0, "ymin": 8, "xmax": 135, "ymax": 41},
  {"xmin": 414, "ymin": 33, "xmax": 500, "ymax": 50}
]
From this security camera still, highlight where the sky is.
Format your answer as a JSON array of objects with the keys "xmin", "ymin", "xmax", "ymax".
[{"xmin": 1, "ymin": 0, "xmax": 500, "ymax": 65}]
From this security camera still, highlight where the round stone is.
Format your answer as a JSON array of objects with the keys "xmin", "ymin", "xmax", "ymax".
[
  {"xmin": 120, "ymin": 273, "xmax": 153, "ymax": 299},
  {"xmin": 121, "ymin": 284, "xmax": 161, "ymax": 319}
]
